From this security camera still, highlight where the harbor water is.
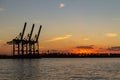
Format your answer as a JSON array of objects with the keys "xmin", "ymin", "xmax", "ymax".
[{"xmin": 0, "ymin": 58, "xmax": 120, "ymax": 80}]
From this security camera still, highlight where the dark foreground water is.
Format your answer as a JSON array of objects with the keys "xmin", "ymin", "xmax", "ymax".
[{"xmin": 0, "ymin": 58, "xmax": 120, "ymax": 80}]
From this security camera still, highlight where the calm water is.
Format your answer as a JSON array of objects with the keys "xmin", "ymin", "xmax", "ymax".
[{"xmin": 0, "ymin": 58, "xmax": 120, "ymax": 80}]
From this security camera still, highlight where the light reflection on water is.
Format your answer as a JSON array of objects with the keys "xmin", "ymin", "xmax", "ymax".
[{"xmin": 0, "ymin": 58, "xmax": 120, "ymax": 80}]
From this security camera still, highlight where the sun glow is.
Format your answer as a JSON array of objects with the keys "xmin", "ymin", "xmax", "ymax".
[
  {"xmin": 70, "ymin": 48, "xmax": 96, "ymax": 54},
  {"xmin": 59, "ymin": 3, "xmax": 65, "ymax": 8}
]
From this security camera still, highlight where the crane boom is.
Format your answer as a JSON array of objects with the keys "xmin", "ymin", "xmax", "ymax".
[
  {"xmin": 36, "ymin": 25, "xmax": 42, "ymax": 42},
  {"xmin": 20, "ymin": 22, "xmax": 27, "ymax": 40},
  {"xmin": 29, "ymin": 24, "xmax": 34, "ymax": 41}
]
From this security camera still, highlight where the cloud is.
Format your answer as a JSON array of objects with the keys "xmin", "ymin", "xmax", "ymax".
[
  {"xmin": 97, "ymin": 48, "xmax": 106, "ymax": 52},
  {"xmin": 83, "ymin": 38, "xmax": 89, "ymax": 41},
  {"xmin": 107, "ymin": 46, "xmax": 120, "ymax": 51},
  {"xmin": 76, "ymin": 45, "xmax": 94, "ymax": 49},
  {"xmin": 0, "ymin": 40, "xmax": 2, "ymax": 42},
  {"xmin": 46, "ymin": 35, "xmax": 72, "ymax": 42},
  {"xmin": 105, "ymin": 33, "xmax": 118, "ymax": 37},
  {"xmin": 59, "ymin": 3, "xmax": 65, "ymax": 8},
  {"xmin": 0, "ymin": 40, "xmax": 4, "ymax": 45}
]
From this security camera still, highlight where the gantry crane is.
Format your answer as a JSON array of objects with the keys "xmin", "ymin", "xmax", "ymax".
[
  {"xmin": 24, "ymin": 24, "xmax": 35, "ymax": 54},
  {"xmin": 12, "ymin": 22, "xmax": 27, "ymax": 56},
  {"xmin": 7, "ymin": 22, "xmax": 42, "ymax": 58},
  {"xmin": 29, "ymin": 25, "xmax": 42, "ymax": 54},
  {"xmin": 33, "ymin": 25, "xmax": 42, "ymax": 54}
]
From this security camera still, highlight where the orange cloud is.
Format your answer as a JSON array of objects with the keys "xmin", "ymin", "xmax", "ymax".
[
  {"xmin": 83, "ymin": 38, "xmax": 89, "ymax": 41},
  {"xmin": 0, "ymin": 40, "xmax": 2, "ymax": 42},
  {"xmin": 46, "ymin": 35, "xmax": 72, "ymax": 42},
  {"xmin": 105, "ymin": 33, "xmax": 118, "ymax": 37}
]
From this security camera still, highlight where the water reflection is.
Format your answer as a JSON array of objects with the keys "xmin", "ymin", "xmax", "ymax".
[
  {"xmin": 13, "ymin": 59, "xmax": 41, "ymax": 80},
  {"xmin": 0, "ymin": 59, "xmax": 41, "ymax": 80},
  {"xmin": 1, "ymin": 58, "xmax": 120, "ymax": 80}
]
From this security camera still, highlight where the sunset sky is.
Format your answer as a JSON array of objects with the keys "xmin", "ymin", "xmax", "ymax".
[{"xmin": 1, "ymin": 0, "xmax": 120, "ymax": 54}]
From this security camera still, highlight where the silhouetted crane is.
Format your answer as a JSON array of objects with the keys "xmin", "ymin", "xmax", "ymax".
[
  {"xmin": 30, "ymin": 25, "xmax": 42, "ymax": 54},
  {"xmin": 7, "ymin": 22, "xmax": 42, "ymax": 58},
  {"xmin": 26, "ymin": 24, "xmax": 35, "ymax": 54},
  {"xmin": 7, "ymin": 22, "xmax": 27, "ymax": 55}
]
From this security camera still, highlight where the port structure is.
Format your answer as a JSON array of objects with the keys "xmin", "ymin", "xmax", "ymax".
[{"xmin": 7, "ymin": 22, "xmax": 42, "ymax": 57}]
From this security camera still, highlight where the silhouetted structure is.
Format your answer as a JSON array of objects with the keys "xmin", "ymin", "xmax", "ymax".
[{"xmin": 7, "ymin": 22, "xmax": 42, "ymax": 58}]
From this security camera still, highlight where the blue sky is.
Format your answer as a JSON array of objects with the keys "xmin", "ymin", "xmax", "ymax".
[{"xmin": 0, "ymin": 0, "xmax": 120, "ymax": 54}]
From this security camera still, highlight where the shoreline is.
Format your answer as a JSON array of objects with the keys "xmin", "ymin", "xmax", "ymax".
[{"xmin": 1, "ymin": 53, "xmax": 120, "ymax": 59}]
